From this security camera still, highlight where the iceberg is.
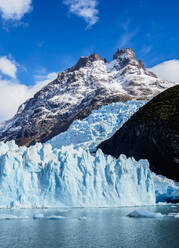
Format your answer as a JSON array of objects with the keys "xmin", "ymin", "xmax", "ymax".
[
  {"xmin": 127, "ymin": 210, "xmax": 163, "ymax": 218},
  {"xmin": 0, "ymin": 214, "xmax": 29, "ymax": 220},
  {"xmin": 33, "ymin": 214, "xmax": 65, "ymax": 220}
]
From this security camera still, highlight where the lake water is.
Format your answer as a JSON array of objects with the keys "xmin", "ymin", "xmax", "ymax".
[{"xmin": 0, "ymin": 205, "xmax": 179, "ymax": 248}]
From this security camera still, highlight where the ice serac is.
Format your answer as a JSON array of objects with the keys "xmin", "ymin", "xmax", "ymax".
[
  {"xmin": 0, "ymin": 48, "xmax": 176, "ymax": 146},
  {"xmin": 153, "ymin": 174, "xmax": 179, "ymax": 203},
  {"xmin": 0, "ymin": 141, "xmax": 155, "ymax": 208},
  {"xmin": 48, "ymin": 101, "xmax": 145, "ymax": 151}
]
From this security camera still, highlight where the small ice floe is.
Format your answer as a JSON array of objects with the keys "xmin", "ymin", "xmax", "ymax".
[
  {"xmin": 33, "ymin": 214, "xmax": 65, "ymax": 220},
  {"xmin": 127, "ymin": 210, "xmax": 163, "ymax": 218},
  {"xmin": 167, "ymin": 213, "xmax": 177, "ymax": 217},
  {"xmin": 57, "ymin": 209, "xmax": 70, "ymax": 213},
  {"xmin": 78, "ymin": 216, "xmax": 87, "ymax": 221},
  {"xmin": 0, "ymin": 214, "xmax": 29, "ymax": 220},
  {"xmin": 174, "ymin": 214, "xmax": 179, "ymax": 218}
]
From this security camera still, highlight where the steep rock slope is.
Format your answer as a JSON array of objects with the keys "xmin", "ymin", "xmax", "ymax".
[
  {"xmin": 0, "ymin": 48, "xmax": 176, "ymax": 146},
  {"xmin": 98, "ymin": 85, "xmax": 179, "ymax": 181}
]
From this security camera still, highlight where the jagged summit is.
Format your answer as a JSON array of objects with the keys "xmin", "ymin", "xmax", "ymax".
[
  {"xmin": 0, "ymin": 48, "xmax": 176, "ymax": 146},
  {"xmin": 113, "ymin": 48, "xmax": 136, "ymax": 60},
  {"xmin": 68, "ymin": 53, "xmax": 105, "ymax": 72},
  {"xmin": 113, "ymin": 48, "xmax": 157, "ymax": 78}
]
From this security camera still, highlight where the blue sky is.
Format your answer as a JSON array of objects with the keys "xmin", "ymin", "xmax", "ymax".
[{"xmin": 0, "ymin": 0, "xmax": 179, "ymax": 121}]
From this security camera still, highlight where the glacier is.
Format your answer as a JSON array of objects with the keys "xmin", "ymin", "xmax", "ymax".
[
  {"xmin": 0, "ymin": 100, "xmax": 178, "ymax": 208},
  {"xmin": 48, "ymin": 101, "xmax": 145, "ymax": 150},
  {"xmin": 0, "ymin": 141, "xmax": 156, "ymax": 208}
]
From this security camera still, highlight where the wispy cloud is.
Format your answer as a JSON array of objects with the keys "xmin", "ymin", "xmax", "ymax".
[
  {"xmin": 115, "ymin": 18, "xmax": 138, "ymax": 48},
  {"xmin": 118, "ymin": 29, "xmax": 138, "ymax": 48},
  {"xmin": 140, "ymin": 45, "xmax": 152, "ymax": 55},
  {"xmin": 0, "ymin": 0, "xmax": 32, "ymax": 21},
  {"xmin": 149, "ymin": 60, "xmax": 179, "ymax": 83},
  {"xmin": 63, "ymin": 0, "xmax": 99, "ymax": 28}
]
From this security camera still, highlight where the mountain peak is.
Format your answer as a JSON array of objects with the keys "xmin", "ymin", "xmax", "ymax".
[
  {"xmin": 112, "ymin": 48, "xmax": 141, "ymax": 70},
  {"xmin": 69, "ymin": 53, "xmax": 104, "ymax": 72},
  {"xmin": 113, "ymin": 48, "xmax": 136, "ymax": 60}
]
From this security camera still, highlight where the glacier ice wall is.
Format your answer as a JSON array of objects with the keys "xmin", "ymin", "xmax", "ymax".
[
  {"xmin": 48, "ymin": 101, "xmax": 145, "ymax": 150},
  {"xmin": 0, "ymin": 141, "xmax": 156, "ymax": 208},
  {"xmin": 0, "ymin": 101, "xmax": 178, "ymax": 208},
  {"xmin": 152, "ymin": 174, "xmax": 179, "ymax": 203}
]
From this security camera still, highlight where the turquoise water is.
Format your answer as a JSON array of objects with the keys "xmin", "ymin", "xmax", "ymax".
[{"xmin": 0, "ymin": 206, "xmax": 179, "ymax": 248}]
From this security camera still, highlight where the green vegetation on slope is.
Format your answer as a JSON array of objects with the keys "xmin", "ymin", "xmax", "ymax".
[{"xmin": 130, "ymin": 84, "xmax": 179, "ymax": 134}]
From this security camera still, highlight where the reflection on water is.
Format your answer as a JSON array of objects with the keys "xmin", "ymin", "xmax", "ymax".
[{"xmin": 0, "ymin": 206, "xmax": 179, "ymax": 248}]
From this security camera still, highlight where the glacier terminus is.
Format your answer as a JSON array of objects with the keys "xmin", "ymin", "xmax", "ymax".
[{"xmin": 0, "ymin": 101, "xmax": 178, "ymax": 208}]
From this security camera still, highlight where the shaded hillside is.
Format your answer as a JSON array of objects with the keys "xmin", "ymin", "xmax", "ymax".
[{"xmin": 98, "ymin": 85, "xmax": 179, "ymax": 181}]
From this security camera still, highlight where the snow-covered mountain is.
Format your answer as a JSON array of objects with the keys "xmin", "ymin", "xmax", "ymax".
[{"xmin": 0, "ymin": 48, "xmax": 176, "ymax": 146}]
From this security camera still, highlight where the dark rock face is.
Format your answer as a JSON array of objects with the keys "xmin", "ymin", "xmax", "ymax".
[
  {"xmin": 69, "ymin": 53, "xmax": 105, "ymax": 72},
  {"xmin": 0, "ymin": 48, "xmax": 177, "ymax": 147},
  {"xmin": 98, "ymin": 85, "xmax": 179, "ymax": 181}
]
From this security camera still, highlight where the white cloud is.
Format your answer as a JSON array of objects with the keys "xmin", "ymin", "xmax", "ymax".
[
  {"xmin": 0, "ymin": 72, "xmax": 57, "ymax": 122},
  {"xmin": 149, "ymin": 60, "xmax": 179, "ymax": 83},
  {"xmin": 32, "ymin": 72, "xmax": 58, "ymax": 93},
  {"xmin": 63, "ymin": 0, "xmax": 99, "ymax": 27},
  {"xmin": 0, "ymin": 0, "xmax": 32, "ymax": 20},
  {"xmin": 0, "ymin": 56, "xmax": 17, "ymax": 78}
]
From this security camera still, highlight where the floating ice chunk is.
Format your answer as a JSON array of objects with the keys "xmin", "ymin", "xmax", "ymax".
[
  {"xmin": 0, "ymin": 214, "xmax": 29, "ymax": 220},
  {"xmin": 33, "ymin": 214, "xmax": 44, "ymax": 219},
  {"xmin": 174, "ymin": 214, "xmax": 179, "ymax": 218},
  {"xmin": 45, "ymin": 215, "xmax": 66, "ymax": 220},
  {"xmin": 33, "ymin": 214, "xmax": 65, "ymax": 220},
  {"xmin": 127, "ymin": 210, "xmax": 163, "ymax": 218},
  {"xmin": 167, "ymin": 212, "xmax": 177, "ymax": 217},
  {"xmin": 78, "ymin": 216, "xmax": 87, "ymax": 221}
]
